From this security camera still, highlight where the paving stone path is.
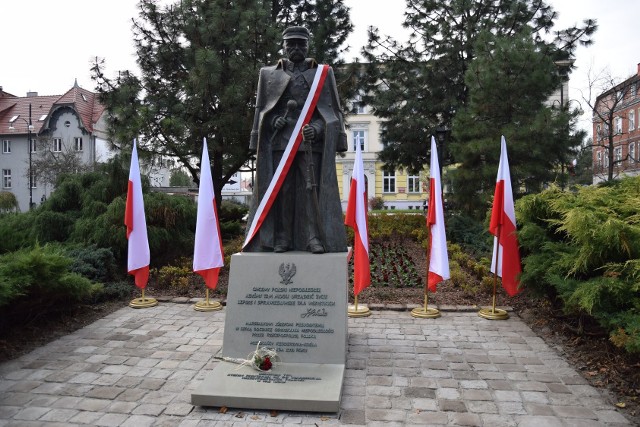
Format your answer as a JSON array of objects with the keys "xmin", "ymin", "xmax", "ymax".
[{"xmin": 0, "ymin": 304, "xmax": 632, "ymax": 426}]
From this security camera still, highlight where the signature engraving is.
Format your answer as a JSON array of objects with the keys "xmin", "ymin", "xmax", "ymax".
[{"xmin": 301, "ymin": 308, "xmax": 328, "ymax": 318}]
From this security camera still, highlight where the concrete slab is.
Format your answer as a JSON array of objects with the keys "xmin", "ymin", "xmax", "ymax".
[{"xmin": 191, "ymin": 362, "xmax": 344, "ymax": 412}]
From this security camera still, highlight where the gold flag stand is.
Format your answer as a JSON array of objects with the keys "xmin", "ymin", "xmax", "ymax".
[
  {"xmin": 411, "ymin": 223, "xmax": 440, "ymax": 318},
  {"xmin": 478, "ymin": 226, "xmax": 508, "ymax": 320},
  {"xmin": 194, "ymin": 288, "xmax": 223, "ymax": 312},
  {"xmin": 129, "ymin": 288, "xmax": 158, "ymax": 309},
  {"xmin": 411, "ymin": 292, "xmax": 440, "ymax": 318},
  {"xmin": 348, "ymin": 295, "xmax": 371, "ymax": 317}
]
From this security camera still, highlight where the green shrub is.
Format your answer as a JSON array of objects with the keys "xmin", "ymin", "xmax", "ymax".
[
  {"xmin": 223, "ymin": 236, "xmax": 245, "ymax": 265},
  {"xmin": 445, "ymin": 213, "xmax": 492, "ymax": 257},
  {"xmin": 33, "ymin": 210, "xmax": 74, "ymax": 243},
  {"xmin": 0, "ymin": 212, "xmax": 35, "ymax": 253},
  {"xmin": 219, "ymin": 200, "xmax": 248, "ymax": 223},
  {"xmin": 90, "ymin": 280, "xmax": 135, "ymax": 303},
  {"xmin": 66, "ymin": 245, "xmax": 119, "ymax": 282},
  {"xmin": 150, "ymin": 257, "xmax": 204, "ymax": 295},
  {"xmin": 368, "ymin": 213, "xmax": 424, "ymax": 241},
  {"xmin": 0, "ymin": 191, "xmax": 19, "ymax": 212},
  {"xmin": 0, "ymin": 244, "xmax": 99, "ymax": 308},
  {"xmin": 517, "ymin": 177, "xmax": 640, "ymax": 353},
  {"xmin": 369, "ymin": 196, "xmax": 385, "ymax": 210}
]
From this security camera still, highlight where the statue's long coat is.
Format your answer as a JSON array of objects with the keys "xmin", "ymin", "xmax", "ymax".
[{"xmin": 244, "ymin": 58, "xmax": 348, "ymax": 252}]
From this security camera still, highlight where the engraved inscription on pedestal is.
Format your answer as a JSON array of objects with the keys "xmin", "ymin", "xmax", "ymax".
[
  {"xmin": 223, "ymin": 252, "xmax": 348, "ymax": 364},
  {"xmin": 192, "ymin": 251, "xmax": 349, "ymax": 412}
]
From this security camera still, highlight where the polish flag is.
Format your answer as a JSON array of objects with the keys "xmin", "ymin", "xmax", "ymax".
[
  {"xmin": 427, "ymin": 136, "xmax": 450, "ymax": 291},
  {"xmin": 193, "ymin": 138, "xmax": 224, "ymax": 289},
  {"xmin": 344, "ymin": 141, "xmax": 371, "ymax": 296},
  {"xmin": 125, "ymin": 139, "xmax": 150, "ymax": 289},
  {"xmin": 489, "ymin": 136, "xmax": 522, "ymax": 296}
]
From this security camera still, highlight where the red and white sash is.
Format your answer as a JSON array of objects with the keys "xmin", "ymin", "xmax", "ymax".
[{"xmin": 243, "ymin": 64, "xmax": 330, "ymax": 249}]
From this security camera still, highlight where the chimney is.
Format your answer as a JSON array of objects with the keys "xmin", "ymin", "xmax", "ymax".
[
  {"xmin": 638, "ymin": 63, "xmax": 640, "ymax": 76},
  {"xmin": 26, "ymin": 91, "xmax": 38, "ymax": 97}
]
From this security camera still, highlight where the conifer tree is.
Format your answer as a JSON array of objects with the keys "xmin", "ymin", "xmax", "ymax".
[
  {"xmin": 92, "ymin": 0, "xmax": 352, "ymax": 204},
  {"xmin": 450, "ymin": 29, "xmax": 585, "ymax": 214},
  {"xmin": 360, "ymin": 0, "xmax": 596, "ymax": 179}
]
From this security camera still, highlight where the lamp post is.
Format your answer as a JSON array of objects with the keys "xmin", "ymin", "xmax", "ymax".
[
  {"xmin": 9, "ymin": 103, "xmax": 35, "ymax": 210},
  {"xmin": 27, "ymin": 103, "xmax": 33, "ymax": 210}
]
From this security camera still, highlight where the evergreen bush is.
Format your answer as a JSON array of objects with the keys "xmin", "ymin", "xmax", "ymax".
[
  {"xmin": 0, "ymin": 191, "xmax": 19, "ymax": 212},
  {"xmin": 517, "ymin": 177, "xmax": 640, "ymax": 353},
  {"xmin": 66, "ymin": 245, "xmax": 119, "ymax": 283},
  {"xmin": 0, "ymin": 212, "xmax": 35, "ymax": 253},
  {"xmin": 0, "ymin": 245, "xmax": 100, "ymax": 308}
]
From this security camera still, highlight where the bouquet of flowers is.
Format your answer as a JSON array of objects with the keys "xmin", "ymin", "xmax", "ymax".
[{"xmin": 215, "ymin": 342, "xmax": 280, "ymax": 372}]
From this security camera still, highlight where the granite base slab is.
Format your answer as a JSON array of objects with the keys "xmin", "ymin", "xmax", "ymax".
[{"xmin": 192, "ymin": 362, "xmax": 345, "ymax": 412}]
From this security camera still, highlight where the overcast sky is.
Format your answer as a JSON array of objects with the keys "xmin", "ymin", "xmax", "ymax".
[{"xmin": 1, "ymin": 0, "xmax": 638, "ymax": 133}]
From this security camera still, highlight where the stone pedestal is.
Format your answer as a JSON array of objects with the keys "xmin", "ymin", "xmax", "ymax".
[{"xmin": 192, "ymin": 251, "xmax": 349, "ymax": 412}]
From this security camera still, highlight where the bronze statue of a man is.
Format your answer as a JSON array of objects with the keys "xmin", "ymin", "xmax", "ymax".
[{"xmin": 243, "ymin": 26, "xmax": 348, "ymax": 254}]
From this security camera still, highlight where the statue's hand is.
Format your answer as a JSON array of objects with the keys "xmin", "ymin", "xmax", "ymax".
[
  {"xmin": 273, "ymin": 116, "xmax": 287, "ymax": 131},
  {"xmin": 302, "ymin": 125, "xmax": 315, "ymax": 141}
]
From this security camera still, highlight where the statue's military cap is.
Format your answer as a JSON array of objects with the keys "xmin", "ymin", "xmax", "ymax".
[{"xmin": 282, "ymin": 26, "xmax": 309, "ymax": 40}]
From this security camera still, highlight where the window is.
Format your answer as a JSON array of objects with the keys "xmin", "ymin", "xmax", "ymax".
[
  {"xmin": 407, "ymin": 175, "xmax": 421, "ymax": 193},
  {"xmin": 596, "ymin": 151, "xmax": 602, "ymax": 168},
  {"xmin": 2, "ymin": 140, "xmax": 10, "ymax": 153},
  {"xmin": 53, "ymin": 138, "xmax": 62, "ymax": 152},
  {"xmin": 74, "ymin": 137, "xmax": 83, "ymax": 151},
  {"xmin": 2, "ymin": 169, "xmax": 11, "ymax": 188},
  {"xmin": 596, "ymin": 125, "xmax": 602, "ymax": 140},
  {"xmin": 614, "ymin": 146, "xmax": 622, "ymax": 162},
  {"xmin": 30, "ymin": 138, "xmax": 37, "ymax": 153},
  {"xmin": 30, "ymin": 171, "xmax": 36, "ymax": 189},
  {"xmin": 352, "ymin": 130, "xmax": 366, "ymax": 152},
  {"xmin": 351, "ymin": 94, "xmax": 366, "ymax": 114},
  {"xmin": 615, "ymin": 117, "xmax": 623, "ymax": 134},
  {"xmin": 630, "ymin": 110, "xmax": 636, "ymax": 131},
  {"xmin": 383, "ymin": 170, "xmax": 396, "ymax": 193},
  {"xmin": 630, "ymin": 142, "xmax": 636, "ymax": 164},
  {"xmin": 604, "ymin": 149, "xmax": 609, "ymax": 167}
]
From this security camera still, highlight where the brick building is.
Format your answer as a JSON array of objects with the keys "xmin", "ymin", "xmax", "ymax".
[{"xmin": 592, "ymin": 63, "xmax": 640, "ymax": 183}]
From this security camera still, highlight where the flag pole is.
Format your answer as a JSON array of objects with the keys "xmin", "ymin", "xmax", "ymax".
[
  {"xmin": 348, "ymin": 291, "xmax": 371, "ymax": 317},
  {"xmin": 478, "ymin": 225, "xmax": 508, "ymax": 320},
  {"xmin": 411, "ymin": 227, "xmax": 440, "ymax": 319},
  {"xmin": 194, "ymin": 287, "xmax": 223, "ymax": 312},
  {"xmin": 130, "ymin": 287, "xmax": 157, "ymax": 308}
]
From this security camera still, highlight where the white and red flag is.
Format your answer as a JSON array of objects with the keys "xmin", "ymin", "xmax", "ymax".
[
  {"xmin": 427, "ymin": 136, "xmax": 450, "ymax": 291},
  {"xmin": 125, "ymin": 139, "xmax": 150, "ymax": 289},
  {"xmin": 193, "ymin": 138, "xmax": 224, "ymax": 289},
  {"xmin": 344, "ymin": 141, "xmax": 371, "ymax": 295},
  {"xmin": 489, "ymin": 136, "xmax": 522, "ymax": 296},
  {"xmin": 243, "ymin": 64, "xmax": 330, "ymax": 249}
]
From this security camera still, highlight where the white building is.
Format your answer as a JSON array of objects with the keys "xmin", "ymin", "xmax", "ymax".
[{"xmin": 0, "ymin": 82, "xmax": 108, "ymax": 211}]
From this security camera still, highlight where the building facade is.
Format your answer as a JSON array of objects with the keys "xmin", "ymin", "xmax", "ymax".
[
  {"xmin": 0, "ymin": 83, "xmax": 108, "ymax": 211},
  {"xmin": 592, "ymin": 63, "xmax": 640, "ymax": 183},
  {"xmin": 337, "ymin": 101, "xmax": 426, "ymax": 211}
]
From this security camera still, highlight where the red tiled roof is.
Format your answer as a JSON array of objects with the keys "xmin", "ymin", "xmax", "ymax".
[
  {"xmin": 0, "ymin": 95, "xmax": 58, "ymax": 135},
  {"xmin": 0, "ymin": 85, "xmax": 105, "ymax": 136}
]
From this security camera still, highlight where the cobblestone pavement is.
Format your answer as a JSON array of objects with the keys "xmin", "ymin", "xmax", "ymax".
[{"xmin": 0, "ymin": 304, "xmax": 632, "ymax": 426}]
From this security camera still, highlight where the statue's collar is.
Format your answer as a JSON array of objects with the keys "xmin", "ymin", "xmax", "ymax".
[{"xmin": 277, "ymin": 58, "xmax": 318, "ymax": 71}]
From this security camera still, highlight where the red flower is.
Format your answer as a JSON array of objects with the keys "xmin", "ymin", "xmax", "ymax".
[{"xmin": 259, "ymin": 356, "xmax": 272, "ymax": 371}]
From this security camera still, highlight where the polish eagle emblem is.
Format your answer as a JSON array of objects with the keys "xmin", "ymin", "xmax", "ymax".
[{"xmin": 278, "ymin": 263, "xmax": 296, "ymax": 285}]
